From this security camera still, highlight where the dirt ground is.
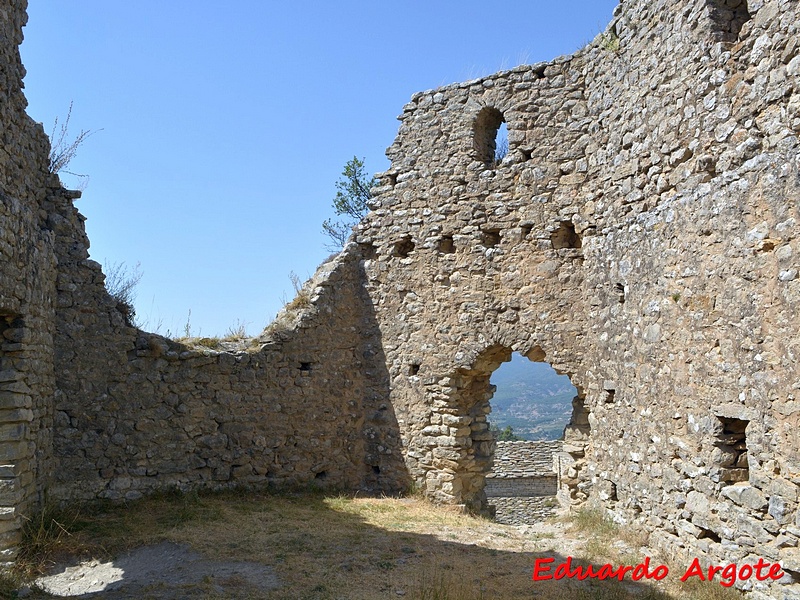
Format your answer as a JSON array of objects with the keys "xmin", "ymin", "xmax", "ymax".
[
  {"xmin": 31, "ymin": 541, "xmax": 278, "ymax": 598},
  {"xmin": 10, "ymin": 492, "xmax": 743, "ymax": 600}
]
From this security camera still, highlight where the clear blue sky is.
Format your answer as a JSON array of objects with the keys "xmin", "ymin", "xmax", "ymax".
[{"xmin": 21, "ymin": 1, "xmax": 618, "ymax": 337}]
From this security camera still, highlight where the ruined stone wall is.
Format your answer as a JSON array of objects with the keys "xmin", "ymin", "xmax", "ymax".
[
  {"xmin": 0, "ymin": 0, "xmax": 58, "ymax": 561},
  {"xmin": 4, "ymin": 0, "xmax": 800, "ymax": 595},
  {"xmin": 50, "ymin": 219, "xmax": 407, "ymax": 499},
  {"xmin": 356, "ymin": 0, "xmax": 800, "ymax": 595},
  {"xmin": 0, "ymin": 0, "xmax": 408, "ymax": 526}
]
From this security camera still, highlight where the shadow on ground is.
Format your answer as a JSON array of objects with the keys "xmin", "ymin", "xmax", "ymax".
[{"xmin": 23, "ymin": 493, "xmax": 678, "ymax": 600}]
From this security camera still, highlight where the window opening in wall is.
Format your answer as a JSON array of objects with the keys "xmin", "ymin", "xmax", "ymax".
[
  {"xmin": 485, "ymin": 352, "xmax": 579, "ymax": 524},
  {"xmin": 715, "ymin": 416, "xmax": 749, "ymax": 484},
  {"xmin": 438, "ymin": 235, "xmax": 455, "ymax": 254},
  {"xmin": 707, "ymin": 0, "xmax": 752, "ymax": 41},
  {"xmin": 482, "ymin": 229, "xmax": 501, "ymax": 248},
  {"xmin": 408, "ymin": 363, "xmax": 420, "ymax": 376},
  {"xmin": 299, "ymin": 362, "xmax": 312, "ymax": 371},
  {"xmin": 393, "ymin": 236, "xmax": 415, "ymax": 258},
  {"xmin": 603, "ymin": 381, "xmax": 616, "ymax": 403},
  {"xmin": 473, "ymin": 107, "xmax": 505, "ymax": 167},
  {"xmin": 520, "ymin": 225, "xmax": 533, "ymax": 241},
  {"xmin": 551, "ymin": 221, "xmax": 582, "ymax": 250}
]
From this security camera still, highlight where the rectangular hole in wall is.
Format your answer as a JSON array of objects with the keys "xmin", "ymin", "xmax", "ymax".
[
  {"xmin": 551, "ymin": 221, "xmax": 582, "ymax": 249},
  {"xmin": 438, "ymin": 235, "xmax": 455, "ymax": 254},
  {"xmin": 707, "ymin": 0, "xmax": 752, "ymax": 41},
  {"xmin": 716, "ymin": 416, "xmax": 749, "ymax": 484},
  {"xmin": 614, "ymin": 283, "xmax": 625, "ymax": 304},
  {"xmin": 393, "ymin": 237, "xmax": 415, "ymax": 258},
  {"xmin": 482, "ymin": 229, "xmax": 501, "ymax": 248}
]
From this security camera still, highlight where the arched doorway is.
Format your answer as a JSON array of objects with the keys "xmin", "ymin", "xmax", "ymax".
[
  {"xmin": 439, "ymin": 344, "xmax": 588, "ymax": 514},
  {"xmin": 485, "ymin": 352, "xmax": 576, "ymax": 523}
]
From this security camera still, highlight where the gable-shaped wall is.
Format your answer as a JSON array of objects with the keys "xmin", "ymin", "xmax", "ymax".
[{"xmin": 354, "ymin": 0, "xmax": 800, "ymax": 589}]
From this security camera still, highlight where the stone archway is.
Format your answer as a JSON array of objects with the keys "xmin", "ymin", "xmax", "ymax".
[{"xmin": 415, "ymin": 343, "xmax": 588, "ymax": 513}]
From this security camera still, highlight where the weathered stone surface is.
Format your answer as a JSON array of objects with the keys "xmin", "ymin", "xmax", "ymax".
[
  {"xmin": 0, "ymin": 0, "xmax": 58, "ymax": 568},
  {"xmin": 2, "ymin": 0, "xmax": 800, "ymax": 597}
]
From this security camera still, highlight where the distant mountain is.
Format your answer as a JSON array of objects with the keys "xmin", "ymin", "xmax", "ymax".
[{"xmin": 487, "ymin": 354, "xmax": 576, "ymax": 441}]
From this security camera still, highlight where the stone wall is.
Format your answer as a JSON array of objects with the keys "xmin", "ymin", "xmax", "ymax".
[
  {"xmin": 0, "ymin": 0, "xmax": 59, "ymax": 562},
  {"xmin": 49, "ymin": 214, "xmax": 408, "ymax": 499},
  {"xmin": 486, "ymin": 440, "xmax": 560, "ymax": 498},
  {"xmin": 354, "ymin": 0, "xmax": 800, "ymax": 595},
  {"xmin": 3, "ymin": 0, "xmax": 800, "ymax": 596},
  {"xmin": 485, "ymin": 477, "xmax": 557, "ymax": 499}
]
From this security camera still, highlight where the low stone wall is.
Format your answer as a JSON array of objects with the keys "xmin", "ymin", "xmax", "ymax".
[
  {"xmin": 485, "ymin": 476, "xmax": 557, "ymax": 498},
  {"xmin": 486, "ymin": 440, "xmax": 562, "ymax": 498},
  {"xmin": 486, "ymin": 441, "xmax": 562, "ymax": 524}
]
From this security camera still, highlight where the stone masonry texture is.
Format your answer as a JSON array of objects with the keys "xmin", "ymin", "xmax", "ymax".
[{"xmin": 2, "ymin": 0, "xmax": 800, "ymax": 596}]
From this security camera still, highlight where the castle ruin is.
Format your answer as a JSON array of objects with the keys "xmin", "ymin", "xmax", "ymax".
[{"xmin": 2, "ymin": 0, "xmax": 800, "ymax": 596}]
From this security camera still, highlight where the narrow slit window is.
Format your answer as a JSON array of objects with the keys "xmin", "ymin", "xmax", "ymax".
[
  {"xmin": 473, "ymin": 107, "xmax": 505, "ymax": 167},
  {"xmin": 614, "ymin": 283, "xmax": 625, "ymax": 304}
]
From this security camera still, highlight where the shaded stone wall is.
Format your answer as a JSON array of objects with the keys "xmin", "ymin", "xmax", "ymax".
[
  {"xmin": 0, "ymin": 0, "xmax": 58, "ymax": 561},
  {"xmin": 50, "ymin": 211, "xmax": 408, "ymax": 499}
]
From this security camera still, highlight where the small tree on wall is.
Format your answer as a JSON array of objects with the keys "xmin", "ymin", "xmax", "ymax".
[{"xmin": 322, "ymin": 156, "xmax": 376, "ymax": 250}]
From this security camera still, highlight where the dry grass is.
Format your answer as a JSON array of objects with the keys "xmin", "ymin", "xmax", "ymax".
[
  {"xmin": 10, "ymin": 491, "xmax": 746, "ymax": 600},
  {"xmin": 261, "ymin": 272, "xmax": 313, "ymax": 340},
  {"xmin": 566, "ymin": 507, "xmax": 743, "ymax": 600}
]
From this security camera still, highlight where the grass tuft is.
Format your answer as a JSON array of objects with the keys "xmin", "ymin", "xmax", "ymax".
[{"xmin": 15, "ymin": 502, "xmax": 86, "ymax": 579}]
